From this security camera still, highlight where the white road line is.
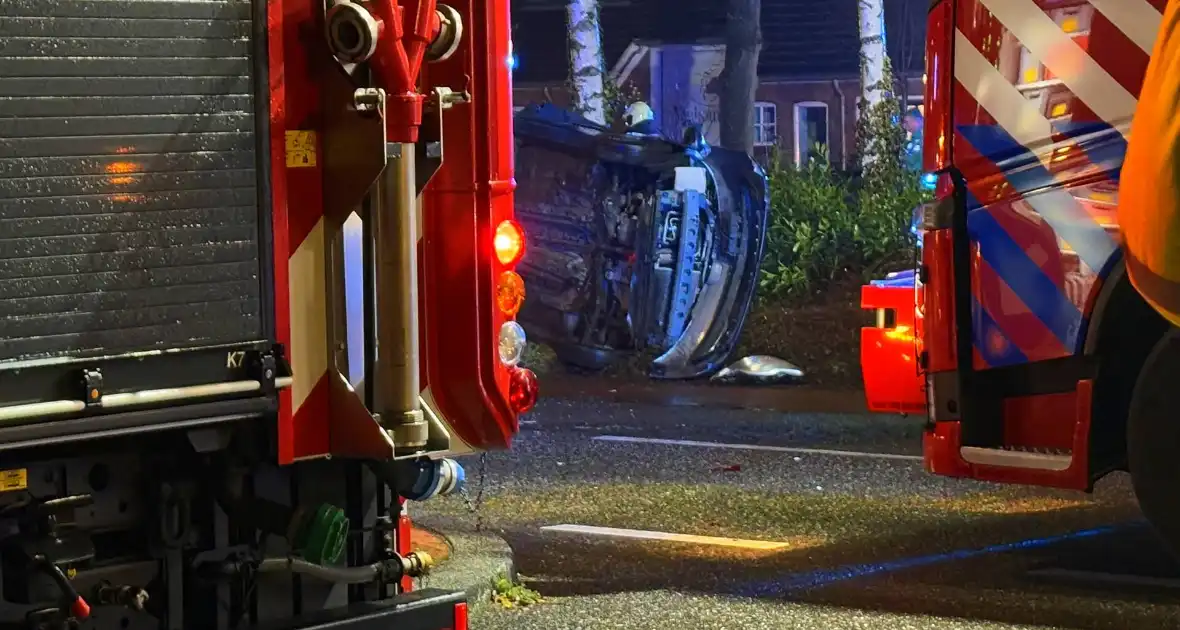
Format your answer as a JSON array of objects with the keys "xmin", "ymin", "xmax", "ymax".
[
  {"xmin": 539, "ymin": 524, "xmax": 793, "ymax": 550},
  {"xmin": 591, "ymin": 435, "xmax": 923, "ymax": 461}
]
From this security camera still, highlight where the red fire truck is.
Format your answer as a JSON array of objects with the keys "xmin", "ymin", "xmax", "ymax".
[
  {"xmin": 0, "ymin": 0, "xmax": 534, "ymax": 628},
  {"xmin": 860, "ymin": 0, "xmax": 1180, "ymax": 553}
]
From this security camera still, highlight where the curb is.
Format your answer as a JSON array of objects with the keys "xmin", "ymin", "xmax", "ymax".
[{"xmin": 412, "ymin": 517, "xmax": 515, "ymax": 609}]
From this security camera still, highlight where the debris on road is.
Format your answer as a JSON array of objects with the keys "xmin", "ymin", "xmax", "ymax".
[{"xmin": 710, "ymin": 355, "xmax": 805, "ymax": 385}]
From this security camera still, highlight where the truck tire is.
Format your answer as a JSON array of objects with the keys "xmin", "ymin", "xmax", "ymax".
[{"xmin": 1127, "ymin": 328, "xmax": 1180, "ymax": 558}]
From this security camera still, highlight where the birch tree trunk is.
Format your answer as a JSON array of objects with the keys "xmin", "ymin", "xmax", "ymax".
[
  {"xmin": 719, "ymin": 0, "xmax": 762, "ymax": 153},
  {"xmin": 858, "ymin": 0, "xmax": 887, "ymax": 167},
  {"xmin": 566, "ymin": 0, "xmax": 607, "ymax": 125},
  {"xmin": 858, "ymin": 0, "xmax": 887, "ymax": 110}
]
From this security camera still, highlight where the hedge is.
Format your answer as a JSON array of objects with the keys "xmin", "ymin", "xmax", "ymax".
[{"xmin": 758, "ymin": 63, "xmax": 931, "ymax": 303}]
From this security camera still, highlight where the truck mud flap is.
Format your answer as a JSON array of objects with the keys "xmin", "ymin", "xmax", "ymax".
[{"xmin": 257, "ymin": 589, "xmax": 467, "ymax": 630}]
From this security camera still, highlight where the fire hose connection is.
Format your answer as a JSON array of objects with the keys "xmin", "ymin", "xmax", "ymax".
[
  {"xmin": 425, "ymin": 4, "xmax": 462, "ymax": 62},
  {"xmin": 216, "ymin": 481, "xmax": 349, "ymax": 566},
  {"xmin": 369, "ymin": 457, "xmax": 465, "ymax": 502},
  {"xmin": 325, "ymin": 1, "xmax": 382, "ymax": 63},
  {"xmin": 290, "ymin": 504, "xmax": 350, "ymax": 566}
]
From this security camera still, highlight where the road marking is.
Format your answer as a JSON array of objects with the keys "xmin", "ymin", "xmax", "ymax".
[
  {"xmin": 591, "ymin": 435, "xmax": 923, "ymax": 461},
  {"xmin": 540, "ymin": 524, "xmax": 792, "ymax": 550}
]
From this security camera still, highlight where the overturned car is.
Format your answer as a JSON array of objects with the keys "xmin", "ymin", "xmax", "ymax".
[{"xmin": 513, "ymin": 104, "xmax": 770, "ymax": 379}]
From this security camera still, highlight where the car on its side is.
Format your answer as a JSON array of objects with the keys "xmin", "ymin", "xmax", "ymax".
[{"xmin": 513, "ymin": 103, "xmax": 770, "ymax": 379}]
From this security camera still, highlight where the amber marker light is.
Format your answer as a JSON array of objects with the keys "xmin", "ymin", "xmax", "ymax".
[{"xmin": 496, "ymin": 270, "xmax": 526, "ymax": 316}]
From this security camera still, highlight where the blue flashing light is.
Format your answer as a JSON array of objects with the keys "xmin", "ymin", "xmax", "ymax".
[
  {"xmin": 920, "ymin": 172, "xmax": 938, "ymax": 191},
  {"xmin": 508, "ymin": 53, "xmax": 519, "ymax": 71}
]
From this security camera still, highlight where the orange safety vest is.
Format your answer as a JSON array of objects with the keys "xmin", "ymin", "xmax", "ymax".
[{"xmin": 1121, "ymin": 0, "xmax": 1180, "ymax": 327}]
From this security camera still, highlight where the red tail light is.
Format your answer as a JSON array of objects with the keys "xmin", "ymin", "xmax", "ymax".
[
  {"xmin": 493, "ymin": 219, "xmax": 525, "ymax": 266},
  {"xmin": 508, "ymin": 365, "xmax": 538, "ymax": 413}
]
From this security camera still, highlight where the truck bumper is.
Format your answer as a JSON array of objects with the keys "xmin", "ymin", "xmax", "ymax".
[{"xmin": 261, "ymin": 589, "xmax": 467, "ymax": 630}]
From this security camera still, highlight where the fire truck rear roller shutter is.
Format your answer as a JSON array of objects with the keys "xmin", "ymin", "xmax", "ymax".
[{"xmin": 0, "ymin": 0, "xmax": 268, "ymax": 363}]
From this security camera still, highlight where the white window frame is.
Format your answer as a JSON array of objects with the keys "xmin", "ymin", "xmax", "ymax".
[
  {"xmin": 793, "ymin": 101, "xmax": 830, "ymax": 166},
  {"xmin": 753, "ymin": 102, "xmax": 777, "ymax": 147}
]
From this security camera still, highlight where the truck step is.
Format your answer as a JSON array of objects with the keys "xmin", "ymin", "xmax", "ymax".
[{"xmin": 960, "ymin": 446, "xmax": 1072, "ymax": 471}]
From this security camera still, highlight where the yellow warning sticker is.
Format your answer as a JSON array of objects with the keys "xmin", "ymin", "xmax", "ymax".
[
  {"xmin": 0, "ymin": 469, "xmax": 28, "ymax": 493},
  {"xmin": 285, "ymin": 130, "xmax": 317, "ymax": 168}
]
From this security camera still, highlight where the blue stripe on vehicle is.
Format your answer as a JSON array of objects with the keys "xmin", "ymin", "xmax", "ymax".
[
  {"xmin": 966, "ymin": 190, "xmax": 984, "ymax": 212},
  {"xmin": 967, "ymin": 210, "xmax": 1081, "ymax": 348},
  {"xmin": 972, "ymin": 296, "xmax": 1029, "ymax": 367},
  {"xmin": 956, "ymin": 125, "xmax": 1117, "ymax": 273},
  {"xmin": 1051, "ymin": 120, "xmax": 1127, "ymax": 183}
]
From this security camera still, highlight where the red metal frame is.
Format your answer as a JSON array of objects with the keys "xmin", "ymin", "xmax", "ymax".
[
  {"xmin": 273, "ymin": 0, "xmax": 333, "ymax": 462},
  {"xmin": 273, "ymin": 0, "xmax": 522, "ymax": 459},
  {"xmin": 397, "ymin": 498, "xmax": 415, "ymax": 592},
  {"xmin": 419, "ymin": 0, "xmax": 521, "ymax": 449}
]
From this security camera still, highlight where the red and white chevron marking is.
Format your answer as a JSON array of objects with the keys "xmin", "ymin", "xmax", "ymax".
[{"xmin": 954, "ymin": 0, "xmax": 1164, "ymax": 153}]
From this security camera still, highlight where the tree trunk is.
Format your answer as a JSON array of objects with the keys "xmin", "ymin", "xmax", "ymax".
[
  {"xmin": 858, "ymin": 0, "xmax": 887, "ymax": 166},
  {"xmin": 719, "ymin": 0, "xmax": 762, "ymax": 153},
  {"xmin": 858, "ymin": 0, "xmax": 887, "ymax": 108},
  {"xmin": 566, "ymin": 0, "xmax": 607, "ymax": 125}
]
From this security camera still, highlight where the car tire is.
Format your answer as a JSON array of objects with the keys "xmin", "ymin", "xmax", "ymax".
[{"xmin": 1127, "ymin": 328, "xmax": 1180, "ymax": 560}]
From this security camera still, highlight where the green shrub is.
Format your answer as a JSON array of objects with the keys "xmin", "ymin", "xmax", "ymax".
[{"xmin": 758, "ymin": 61, "xmax": 930, "ymax": 302}]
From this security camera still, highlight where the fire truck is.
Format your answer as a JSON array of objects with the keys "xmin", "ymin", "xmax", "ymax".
[
  {"xmin": 0, "ymin": 0, "xmax": 535, "ymax": 627},
  {"xmin": 860, "ymin": 0, "xmax": 1180, "ymax": 553}
]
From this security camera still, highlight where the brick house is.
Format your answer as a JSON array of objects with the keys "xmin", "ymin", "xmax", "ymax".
[{"xmin": 510, "ymin": 0, "xmax": 927, "ymax": 168}]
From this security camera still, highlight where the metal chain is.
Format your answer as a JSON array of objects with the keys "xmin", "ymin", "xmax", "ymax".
[{"xmin": 459, "ymin": 452, "xmax": 490, "ymax": 531}]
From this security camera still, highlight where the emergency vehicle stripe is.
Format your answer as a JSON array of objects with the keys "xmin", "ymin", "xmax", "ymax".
[
  {"xmin": 975, "ymin": 254, "xmax": 1071, "ymax": 362},
  {"xmin": 952, "ymin": 36, "xmax": 1124, "ymax": 226},
  {"xmin": 288, "ymin": 217, "xmax": 330, "ymax": 413},
  {"xmin": 953, "ymin": 32, "xmax": 1056, "ymax": 149},
  {"xmin": 967, "ymin": 209, "xmax": 1081, "ymax": 347},
  {"xmin": 977, "ymin": 0, "xmax": 1139, "ymax": 131},
  {"xmin": 972, "ymin": 296, "xmax": 1030, "ymax": 367},
  {"xmin": 1051, "ymin": 121, "xmax": 1128, "ymax": 183},
  {"xmin": 1088, "ymin": 0, "xmax": 1163, "ymax": 54},
  {"xmin": 957, "ymin": 125, "xmax": 1118, "ymax": 273},
  {"xmin": 963, "ymin": 188, "xmax": 1073, "ymax": 364},
  {"xmin": 953, "ymin": 30, "xmax": 1128, "ymax": 178}
]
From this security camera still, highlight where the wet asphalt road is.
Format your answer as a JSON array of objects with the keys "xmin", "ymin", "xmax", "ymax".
[{"xmin": 413, "ymin": 395, "xmax": 1180, "ymax": 630}]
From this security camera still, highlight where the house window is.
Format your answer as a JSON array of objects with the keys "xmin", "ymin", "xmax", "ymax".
[
  {"xmin": 753, "ymin": 102, "xmax": 777, "ymax": 147},
  {"xmin": 793, "ymin": 102, "xmax": 829, "ymax": 166}
]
